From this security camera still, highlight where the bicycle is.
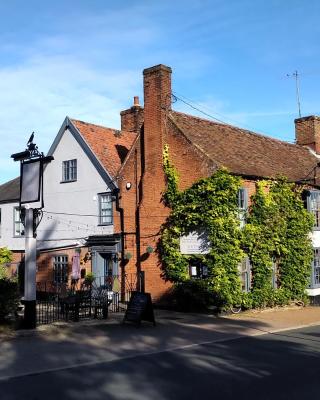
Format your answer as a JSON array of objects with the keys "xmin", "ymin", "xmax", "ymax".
[{"xmin": 290, "ymin": 300, "xmax": 305, "ymax": 307}]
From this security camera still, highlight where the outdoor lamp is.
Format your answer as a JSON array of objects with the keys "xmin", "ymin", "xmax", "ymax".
[{"xmin": 146, "ymin": 246, "xmax": 154, "ymax": 254}]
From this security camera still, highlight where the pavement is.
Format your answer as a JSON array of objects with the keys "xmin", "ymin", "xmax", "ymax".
[{"xmin": 0, "ymin": 306, "xmax": 320, "ymax": 381}]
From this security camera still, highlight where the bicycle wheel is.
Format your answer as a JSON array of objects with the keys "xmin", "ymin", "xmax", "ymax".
[{"xmin": 230, "ymin": 305, "xmax": 241, "ymax": 314}]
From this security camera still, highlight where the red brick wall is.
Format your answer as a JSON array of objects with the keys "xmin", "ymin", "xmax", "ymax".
[
  {"xmin": 36, "ymin": 247, "xmax": 91, "ymax": 284},
  {"xmin": 117, "ymin": 65, "xmax": 260, "ymax": 301},
  {"xmin": 120, "ymin": 105, "xmax": 144, "ymax": 133}
]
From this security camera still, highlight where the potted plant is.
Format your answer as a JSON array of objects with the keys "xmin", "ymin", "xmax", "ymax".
[{"xmin": 83, "ymin": 272, "xmax": 95, "ymax": 288}]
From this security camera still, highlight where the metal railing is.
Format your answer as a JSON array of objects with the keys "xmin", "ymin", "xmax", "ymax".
[{"xmin": 36, "ymin": 273, "xmax": 141, "ymax": 325}]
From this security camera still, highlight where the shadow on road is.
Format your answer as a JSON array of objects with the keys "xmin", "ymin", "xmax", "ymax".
[{"xmin": 0, "ymin": 313, "xmax": 320, "ymax": 399}]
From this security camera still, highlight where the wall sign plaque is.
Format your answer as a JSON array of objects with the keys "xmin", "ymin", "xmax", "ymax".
[{"xmin": 180, "ymin": 231, "xmax": 210, "ymax": 254}]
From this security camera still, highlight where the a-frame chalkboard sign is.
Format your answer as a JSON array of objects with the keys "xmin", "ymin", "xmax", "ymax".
[{"xmin": 123, "ymin": 291, "xmax": 156, "ymax": 326}]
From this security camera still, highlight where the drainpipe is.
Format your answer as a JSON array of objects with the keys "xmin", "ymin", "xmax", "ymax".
[{"xmin": 113, "ymin": 188, "xmax": 125, "ymax": 300}]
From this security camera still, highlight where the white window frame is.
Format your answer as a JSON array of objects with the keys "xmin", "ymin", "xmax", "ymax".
[
  {"xmin": 238, "ymin": 257, "xmax": 251, "ymax": 292},
  {"xmin": 238, "ymin": 188, "xmax": 248, "ymax": 228},
  {"xmin": 307, "ymin": 190, "xmax": 320, "ymax": 229},
  {"xmin": 311, "ymin": 248, "xmax": 320, "ymax": 288},
  {"xmin": 62, "ymin": 159, "xmax": 77, "ymax": 182},
  {"xmin": 98, "ymin": 193, "xmax": 113, "ymax": 225},
  {"xmin": 53, "ymin": 255, "xmax": 68, "ymax": 283},
  {"xmin": 13, "ymin": 207, "xmax": 24, "ymax": 237},
  {"xmin": 271, "ymin": 260, "xmax": 278, "ymax": 289}
]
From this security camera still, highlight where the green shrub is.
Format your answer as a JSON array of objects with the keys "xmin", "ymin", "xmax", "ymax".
[
  {"xmin": 0, "ymin": 247, "xmax": 13, "ymax": 280},
  {"xmin": 172, "ymin": 280, "xmax": 215, "ymax": 312},
  {"xmin": 0, "ymin": 278, "xmax": 20, "ymax": 322}
]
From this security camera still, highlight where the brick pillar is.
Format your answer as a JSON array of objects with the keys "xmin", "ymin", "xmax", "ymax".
[{"xmin": 295, "ymin": 115, "xmax": 320, "ymax": 153}]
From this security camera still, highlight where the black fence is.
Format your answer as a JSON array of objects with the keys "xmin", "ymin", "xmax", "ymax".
[{"xmin": 36, "ymin": 273, "xmax": 141, "ymax": 325}]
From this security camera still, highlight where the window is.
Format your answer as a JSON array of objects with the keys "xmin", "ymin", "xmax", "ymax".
[
  {"xmin": 271, "ymin": 260, "xmax": 278, "ymax": 289},
  {"xmin": 238, "ymin": 188, "xmax": 248, "ymax": 228},
  {"xmin": 189, "ymin": 260, "xmax": 208, "ymax": 279},
  {"xmin": 53, "ymin": 255, "xmax": 68, "ymax": 283},
  {"xmin": 98, "ymin": 193, "xmax": 113, "ymax": 225},
  {"xmin": 308, "ymin": 191, "xmax": 320, "ymax": 228},
  {"xmin": 13, "ymin": 207, "xmax": 24, "ymax": 237},
  {"xmin": 311, "ymin": 249, "xmax": 320, "ymax": 288},
  {"xmin": 238, "ymin": 257, "xmax": 251, "ymax": 292},
  {"xmin": 62, "ymin": 159, "xmax": 77, "ymax": 182}
]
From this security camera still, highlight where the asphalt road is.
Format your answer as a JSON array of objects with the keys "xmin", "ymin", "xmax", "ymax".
[{"xmin": 1, "ymin": 324, "xmax": 320, "ymax": 400}]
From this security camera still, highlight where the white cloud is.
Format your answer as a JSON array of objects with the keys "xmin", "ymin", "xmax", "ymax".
[{"xmin": 0, "ymin": 52, "xmax": 142, "ymax": 183}]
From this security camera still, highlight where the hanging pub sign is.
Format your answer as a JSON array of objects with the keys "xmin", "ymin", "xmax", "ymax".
[
  {"xmin": 20, "ymin": 159, "xmax": 42, "ymax": 204},
  {"xmin": 180, "ymin": 231, "xmax": 210, "ymax": 254}
]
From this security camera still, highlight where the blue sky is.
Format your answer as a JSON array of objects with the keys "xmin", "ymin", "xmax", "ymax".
[{"xmin": 1, "ymin": 0, "xmax": 320, "ymax": 183}]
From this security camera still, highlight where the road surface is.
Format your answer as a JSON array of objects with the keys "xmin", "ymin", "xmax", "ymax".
[{"xmin": 1, "ymin": 324, "xmax": 320, "ymax": 400}]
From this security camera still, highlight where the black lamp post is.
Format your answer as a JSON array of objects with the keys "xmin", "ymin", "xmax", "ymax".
[{"xmin": 11, "ymin": 134, "xmax": 53, "ymax": 329}]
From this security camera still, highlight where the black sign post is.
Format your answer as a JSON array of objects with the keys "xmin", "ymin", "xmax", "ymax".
[{"xmin": 123, "ymin": 291, "xmax": 156, "ymax": 326}]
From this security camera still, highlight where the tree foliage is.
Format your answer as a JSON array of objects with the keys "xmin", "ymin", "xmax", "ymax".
[
  {"xmin": 242, "ymin": 179, "xmax": 314, "ymax": 306},
  {"xmin": 160, "ymin": 146, "xmax": 244, "ymax": 308},
  {"xmin": 160, "ymin": 146, "xmax": 314, "ymax": 310}
]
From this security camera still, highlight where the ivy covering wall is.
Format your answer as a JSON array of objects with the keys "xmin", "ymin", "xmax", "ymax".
[{"xmin": 160, "ymin": 145, "xmax": 314, "ymax": 310}]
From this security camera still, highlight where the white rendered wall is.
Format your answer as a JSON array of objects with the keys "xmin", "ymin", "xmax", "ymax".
[
  {"xmin": 311, "ymin": 230, "xmax": 320, "ymax": 248},
  {"xmin": 0, "ymin": 201, "xmax": 25, "ymax": 251},
  {"xmin": 38, "ymin": 128, "xmax": 114, "ymax": 250}
]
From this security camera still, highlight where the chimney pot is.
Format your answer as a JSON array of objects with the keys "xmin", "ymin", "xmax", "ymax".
[{"xmin": 133, "ymin": 96, "xmax": 140, "ymax": 107}]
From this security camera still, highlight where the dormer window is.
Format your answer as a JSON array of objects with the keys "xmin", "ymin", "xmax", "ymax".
[{"xmin": 62, "ymin": 159, "xmax": 77, "ymax": 182}]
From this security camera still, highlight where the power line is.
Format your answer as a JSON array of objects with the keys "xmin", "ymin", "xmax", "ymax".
[
  {"xmin": 172, "ymin": 92, "xmax": 296, "ymax": 143},
  {"xmin": 43, "ymin": 210, "xmax": 99, "ymax": 217},
  {"xmin": 172, "ymin": 93, "xmax": 228, "ymax": 125}
]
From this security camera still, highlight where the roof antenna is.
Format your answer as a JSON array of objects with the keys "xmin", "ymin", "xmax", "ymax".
[{"xmin": 286, "ymin": 70, "xmax": 302, "ymax": 118}]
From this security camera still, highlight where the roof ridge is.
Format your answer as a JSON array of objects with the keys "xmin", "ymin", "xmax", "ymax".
[
  {"xmin": 70, "ymin": 118, "xmax": 132, "ymax": 136},
  {"xmin": 171, "ymin": 110, "xmax": 301, "ymax": 150}
]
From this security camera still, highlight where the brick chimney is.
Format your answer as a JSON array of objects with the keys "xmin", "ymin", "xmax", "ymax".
[
  {"xmin": 138, "ymin": 64, "xmax": 172, "ymax": 299},
  {"xmin": 295, "ymin": 115, "xmax": 320, "ymax": 153},
  {"xmin": 143, "ymin": 64, "xmax": 172, "ymax": 175},
  {"xmin": 120, "ymin": 96, "xmax": 144, "ymax": 133}
]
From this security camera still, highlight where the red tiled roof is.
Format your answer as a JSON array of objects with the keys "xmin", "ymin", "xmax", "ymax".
[
  {"xmin": 170, "ymin": 111, "xmax": 319, "ymax": 182},
  {"xmin": 71, "ymin": 119, "xmax": 137, "ymax": 178}
]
